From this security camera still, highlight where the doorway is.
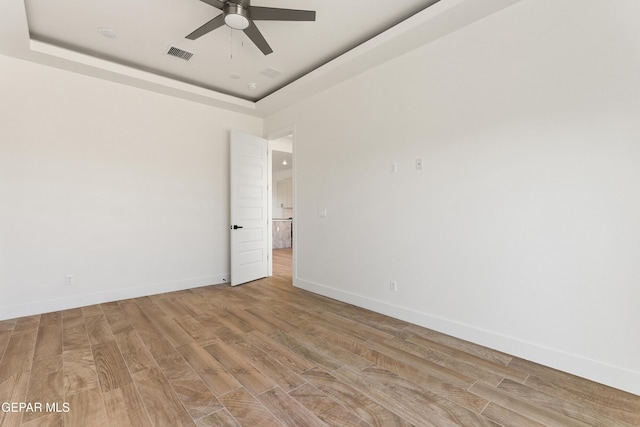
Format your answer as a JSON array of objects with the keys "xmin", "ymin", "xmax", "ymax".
[{"xmin": 268, "ymin": 131, "xmax": 294, "ymax": 280}]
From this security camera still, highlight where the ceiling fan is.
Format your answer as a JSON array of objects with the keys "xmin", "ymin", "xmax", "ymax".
[{"xmin": 186, "ymin": 0, "xmax": 316, "ymax": 55}]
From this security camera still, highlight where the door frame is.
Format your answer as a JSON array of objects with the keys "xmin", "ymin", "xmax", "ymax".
[{"xmin": 267, "ymin": 126, "xmax": 296, "ymax": 279}]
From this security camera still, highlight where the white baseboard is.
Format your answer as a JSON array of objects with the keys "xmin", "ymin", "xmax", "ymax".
[
  {"xmin": 294, "ymin": 277, "xmax": 640, "ymax": 397},
  {"xmin": 0, "ymin": 274, "xmax": 230, "ymax": 321}
]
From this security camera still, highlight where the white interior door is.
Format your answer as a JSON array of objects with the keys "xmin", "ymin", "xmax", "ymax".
[{"xmin": 230, "ymin": 130, "xmax": 269, "ymax": 286}]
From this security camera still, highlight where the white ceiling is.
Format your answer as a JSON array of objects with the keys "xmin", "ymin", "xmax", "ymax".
[
  {"xmin": 23, "ymin": 0, "xmax": 438, "ymax": 102},
  {"xmin": 0, "ymin": 0, "xmax": 522, "ymax": 117}
]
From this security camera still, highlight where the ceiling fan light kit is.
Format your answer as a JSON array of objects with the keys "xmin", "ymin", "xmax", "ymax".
[
  {"xmin": 224, "ymin": 3, "xmax": 249, "ymax": 30},
  {"xmin": 186, "ymin": 0, "xmax": 316, "ymax": 55}
]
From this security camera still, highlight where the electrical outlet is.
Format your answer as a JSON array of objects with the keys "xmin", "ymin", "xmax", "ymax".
[
  {"xmin": 65, "ymin": 274, "xmax": 74, "ymax": 286},
  {"xmin": 390, "ymin": 280, "xmax": 398, "ymax": 292}
]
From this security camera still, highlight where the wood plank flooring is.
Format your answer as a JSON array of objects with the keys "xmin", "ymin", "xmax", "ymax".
[{"xmin": 1, "ymin": 248, "xmax": 638, "ymax": 426}]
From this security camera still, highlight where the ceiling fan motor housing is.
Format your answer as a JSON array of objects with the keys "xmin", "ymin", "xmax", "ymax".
[{"xmin": 228, "ymin": 0, "xmax": 250, "ymax": 7}]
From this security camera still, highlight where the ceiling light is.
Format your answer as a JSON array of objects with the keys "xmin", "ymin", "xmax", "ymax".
[
  {"xmin": 282, "ymin": 160, "xmax": 287, "ymax": 165},
  {"xmin": 97, "ymin": 27, "xmax": 118, "ymax": 39},
  {"xmin": 224, "ymin": 4, "xmax": 250, "ymax": 30}
]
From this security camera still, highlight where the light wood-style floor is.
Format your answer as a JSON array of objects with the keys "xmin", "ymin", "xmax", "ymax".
[{"xmin": 1, "ymin": 248, "xmax": 639, "ymax": 426}]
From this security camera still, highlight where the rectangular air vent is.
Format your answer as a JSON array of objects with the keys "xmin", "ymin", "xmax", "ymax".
[
  {"xmin": 261, "ymin": 67, "xmax": 282, "ymax": 78},
  {"xmin": 166, "ymin": 46, "xmax": 194, "ymax": 61}
]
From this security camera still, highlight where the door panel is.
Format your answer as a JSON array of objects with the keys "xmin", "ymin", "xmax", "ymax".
[{"xmin": 230, "ymin": 130, "xmax": 268, "ymax": 286}]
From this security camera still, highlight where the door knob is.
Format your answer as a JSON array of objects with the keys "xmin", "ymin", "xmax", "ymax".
[{"xmin": 231, "ymin": 225, "xmax": 244, "ymax": 230}]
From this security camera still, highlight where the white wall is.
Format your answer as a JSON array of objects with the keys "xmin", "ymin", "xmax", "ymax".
[
  {"xmin": 0, "ymin": 54, "xmax": 262, "ymax": 319},
  {"xmin": 265, "ymin": 0, "xmax": 640, "ymax": 395},
  {"xmin": 272, "ymin": 169, "xmax": 293, "ymax": 219}
]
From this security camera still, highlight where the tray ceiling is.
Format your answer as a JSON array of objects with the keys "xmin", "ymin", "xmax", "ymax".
[{"xmin": 24, "ymin": 0, "xmax": 439, "ymax": 102}]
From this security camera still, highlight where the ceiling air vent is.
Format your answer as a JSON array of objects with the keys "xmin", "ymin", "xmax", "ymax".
[
  {"xmin": 166, "ymin": 46, "xmax": 194, "ymax": 61},
  {"xmin": 261, "ymin": 67, "xmax": 282, "ymax": 78}
]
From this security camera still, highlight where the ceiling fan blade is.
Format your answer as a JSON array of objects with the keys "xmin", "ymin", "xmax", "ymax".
[
  {"xmin": 243, "ymin": 21, "xmax": 273, "ymax": 55},
  {"xmin": 199, "ymin": 0, "xmax": 224, "ymax": 9},
  {"xmin": 186, "ymin": 14, "xmax": 225, "ymax": 40},
  {"xmin": 249, "ymin": 6, "xmax": 316, "ymax": 22}
]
